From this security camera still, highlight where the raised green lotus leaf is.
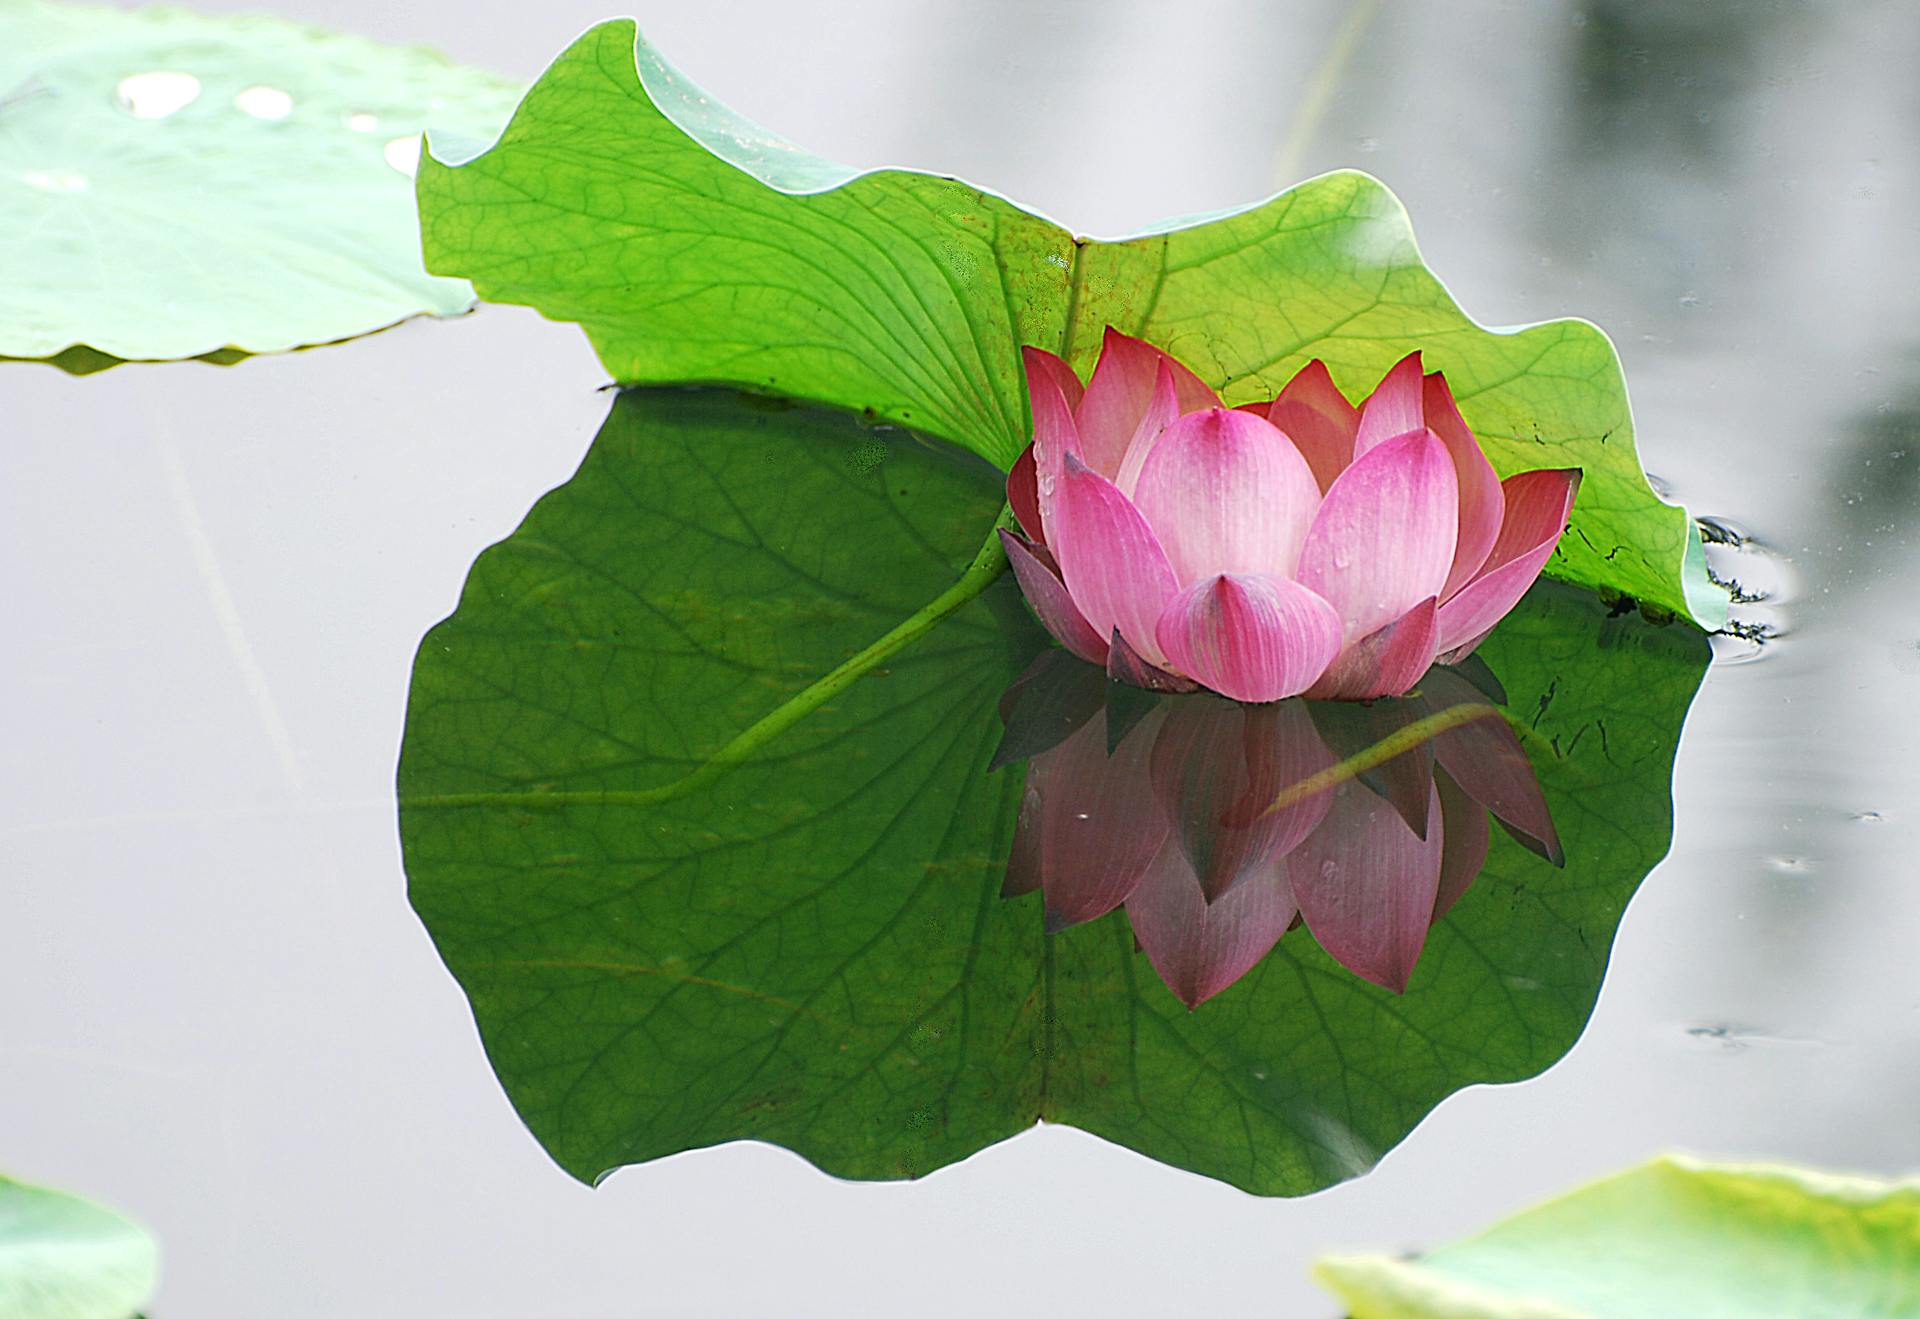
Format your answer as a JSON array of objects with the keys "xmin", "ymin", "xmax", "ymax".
[
  {"xmin": 417, "ymin": 19, "xmax": 1722, "ymax": 625},
  {"xmin": 1315, "ymin": 1155, "xmax": 1920, "ymax": 1318},
  {"xmin": 397, "ymin": 388, "xmax": 1708, "ymax": 1194},
  {"xmin": 0, "ymin": 1174, "xmax": 157, "ymax": 1319},
  {"xmin": 0, "ymin": 0, "xmax": 524, "ymax": 367}
]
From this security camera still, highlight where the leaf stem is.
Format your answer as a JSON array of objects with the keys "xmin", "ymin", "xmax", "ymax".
[{"xmin": 407, "ymin": 506, "xmax": 1015, "ymax": 811}]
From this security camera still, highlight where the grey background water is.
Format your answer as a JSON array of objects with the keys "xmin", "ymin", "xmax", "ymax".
[{"xmin": 4, "ymin": 0, "xmax": 1916, "ymax": 1314}]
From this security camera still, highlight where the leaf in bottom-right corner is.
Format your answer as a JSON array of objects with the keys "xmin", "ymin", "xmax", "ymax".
[{"xmin": 1313, "ymin": 1154, "xmax": 1920, "ymax": 1319}]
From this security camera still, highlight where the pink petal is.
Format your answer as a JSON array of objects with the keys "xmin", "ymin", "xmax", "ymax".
[
  {"xmin": 1007, "ymin": 444, "xmax": 1044, "ymax": 545},
  {"xmin": 1051, "ymin": 452, "xmax": 1182, "ymax": 668},
  {"xmin": 1076, "ymin": 328, "xmax": 1221, "ymax": 481},
  {"xmin": 1154, "ymin": 573, "xmax": 1344, "ymax": 704},
  {"xmin": 1431, "ymin": 769, "xmax": 1489, "ymax": 921},
  {"xmin": 1422, "ymin": 372, "xmax": 1505, "ymax": 602},
  {"xmin": 1000, "ymin": 529, "xmax": 1109, "ymax": 665},
  {"xmin": 1297, "ymin": 430, "xmax": 1460, "ymax": 645},
  {"xmin": 1032, "ymin": 707, "xmax": 1170, "ymax": 929},
  {"xmin": 1131, "ymin": 408, "xmax": 1323, "ymax": 585},
  {"xmin": 1022, "ymin": 343, "xmax": 1085, "ymax": 413},
  {"xmin": 1423, "ymin": 667, "xmax": 1562, "ymax": 866},
  {"xmin": 1150, "ymin": 697, "xmax": 1334, "ymax": 902},
  {"xmin": 1434, "ymin": 468, "xmax": 1580, "ymax": 654},
  {"xmin": 1111, "ymin": 361, "xmax": 1182, "ymax": 498},
  {"xmin": 1352, "ymin": 352, "xmax": 1425, "ymax": 459},
  {"xmin": 1265, "ymin": 359, "xmax": 1360, "ymax": 492},
  {"xmin": 1025, "ymin": 348, "xmax": 1083, "ymax": 545},
  {"xmin": 1289, "ymin": 778, "xmax": 1447, "ymax": 993},
  {"xmin": 1305, "ymin": 596, "xmax": 1440, "ymax": 700},
  {"xmin": 1126, "ymin": 841, "xmax": 1298, "ymax": 1008}
]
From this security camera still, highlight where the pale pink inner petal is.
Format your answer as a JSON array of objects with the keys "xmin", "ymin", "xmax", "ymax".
[
  {"xmin": 1297, "ymin": 430, "xmax": 1460, "ymax": 645},
  {"xmin": 1131, "ymin": 408, "xmax": 1323, "ymax": 584},
  {"xmin": 1001, "ymin": 528, "xmax": 1109, "ymax": 665},
  {"xmin": 1127, "ymin": 842, "xmax": 1297, "ymax": 1008},
  {"xmin": 1421, "ymin": 372, "xmax": 1505, "ymax": 601},
  {"xmin": 1154, "ymin": 573, "xmax": 1344, "ymax": 704},
  {"xmin": 1112, "ymin": 361, "xmax": 1182, "ymax": 498},
  {"xmin": 1352, "ymin": 351, "xmax": 1426, "ymax": 459},
  {"xmin": 1075, "ymin": 328, "xmax": 1218, "ymax": 480},
  {"xmin": 1051, "ymin": 452, "xmax": 1181, "ymax": 667},
  {"xmin": 1288, "ymin": 778, "xmax": 1447, "ymax": 993}
]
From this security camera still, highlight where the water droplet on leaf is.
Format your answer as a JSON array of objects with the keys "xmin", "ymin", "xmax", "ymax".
[{"xmin": 116, "ymin": 71, "xmax": 201, "ymax": 119}]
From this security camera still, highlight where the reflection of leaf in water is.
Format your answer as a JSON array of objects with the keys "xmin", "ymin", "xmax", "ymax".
[{"xmin": 398, "ymin": 389, "xmax": 1708, "ymax": 1195}]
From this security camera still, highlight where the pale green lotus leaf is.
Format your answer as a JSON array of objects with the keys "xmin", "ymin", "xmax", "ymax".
[
  {"xmin": 0, "ymin": 0, "xmax": 523, "ymax": 366},
  {"xmin": 1315, "ymin": 1155, "xmax": 1920, "ymax": 1319}
]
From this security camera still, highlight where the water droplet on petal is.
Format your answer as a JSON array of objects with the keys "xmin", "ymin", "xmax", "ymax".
[
  {"xmin": 345, "ymin": 111, "xmax": 379, "ymax": 132},
  {"xmin": 1319, "ymin": 858, "xmax": 1338, "ymax": 881},
  {"xmin": 383, "ymin": 134, "xmax": 423, "ymax": 177},
  {"xmin": 234, "ymin": 85, "xmax": 293, "ymax": 120},
  {"xmin": 117, "ymin": 71, "xmax": 201, "ymax": 119}
]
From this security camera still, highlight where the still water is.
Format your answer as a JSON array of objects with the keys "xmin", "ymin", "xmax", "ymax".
[{"xmin": 5, "ymin": 0, "xmax": 1917, "ymax": 1315}]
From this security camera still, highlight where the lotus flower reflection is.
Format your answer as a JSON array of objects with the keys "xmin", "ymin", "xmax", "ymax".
[
  {"xmin": 1002, "ymin": 331, "xmax": 1582, "ymax": 702},
  {"xmin": 996, "ymin": 651, "xmax": 1562, "ymax": 1007}
]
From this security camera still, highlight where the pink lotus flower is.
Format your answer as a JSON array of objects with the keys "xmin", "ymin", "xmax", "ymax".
[
  {"xmin": 1001, "ymin": 330, "xmax": 1582, "ymax": 702},
  {"xmin": 997, "ymin": 652, "xmax": 1561, "ymax": 1006}
]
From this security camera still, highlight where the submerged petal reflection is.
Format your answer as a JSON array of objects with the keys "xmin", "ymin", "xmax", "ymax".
[{"xmin": 994, "ymin": 650, "xmax": 1563, "ymax": 1005}]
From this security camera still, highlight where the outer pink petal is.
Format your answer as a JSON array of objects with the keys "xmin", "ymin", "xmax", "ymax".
[
  {"xmin": 1352, "ymin": 352, "xmax": 1425, "ymax": 459},
  {"xmin": 1431, "ymin": 769, "xmax": 1490, "ymax": 921},
  {"xmin": 1289, "ymin": 778, "xmax": 1447, "ymax": 993},
  {"xmin": 1112, "ymin": 361, "xmax": 1182, "ymax": 498},
  {"xmin": 1000, "ymin": 529, "xmax": 1109, "ymax": 665},
  {"xmin": 1305, "ymin": 596, "xmax": 1440, "ymax": 700},
  {"xmin": 1423, "ymin": 668, "xmax": 1562, "ymax": 866},
  {"xmin": 1155, "ymin": 573, "xmax": 1344, "ymax": 704},
  {"xmin": 1130, "ymin": 408, "xmax": 1322, "ymax": 586},
  {"xmin": 1422, "ymin": 372, "xmax": 1505, "ymax": 602},
  {"xmin": 1051, "ymin": 452, "xmax": 1182, "ymax": 668},
  {"xmin": 1297, "ymin": 430, "xmax": 1460, "ymax": 645},
  {"xmin": 1434, "ymin": 468, "xmax": 1581, "ymax": 654},
  {"xmin": 1126, "ymin": 841, "xmax": 1298, "ymax": 1008},
  {"xmin": 1022, "ymin": 343, "xmax": 1085, "ymax": 413},
  {"xmin": 1025, "ymin": 349, "xmax": 1083, "ymax": 545},
  {"xmin": 1007, "ymin": 444, "xmax": 1044, "ymax": 545},
  {"xmin": 1034, "ymin": 709, "xmax": 1169, "ymax": 929},
  {"xmin": 1150, "ymin": 698, "xmax": 1333, "ymax": 902},
  {"xmin": 1077, "ymin": 328, "xmax": 1221, "ymax": 481},
  {"xmin": 1266, "ymin": 359, "xmax": 1360, "ymax": 492}
]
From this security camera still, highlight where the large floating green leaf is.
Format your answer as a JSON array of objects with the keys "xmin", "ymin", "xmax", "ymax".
[
  {"xmin": 0, "ymin": 1174, "xmax": 157, "ymax": 1319},
  {"xmin": 397, "ymin": 389, "xmax": 1708, "ymax": 1194},
  {"xmin": 0, "ymin": 0, "xmax": 523, "ymax": 367},
  {"xmin": 1315, "ymin": 1155, "xmax": 1920, "ymax": 1318},
  {"xmin": 418, "ymin": 19, "xmax": 1719, "ymax": 624}
]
